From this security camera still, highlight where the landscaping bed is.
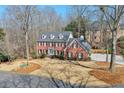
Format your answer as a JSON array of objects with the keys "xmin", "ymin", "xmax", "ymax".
[
  {"xmin": 89, "ymin": 69, "xmax": 122, "ymax": 85},
  {"xmin": 13, "ymin": 63, "xmax": 41, "ymax": 74},
  {"xmin": 95, "ymin": 62, "xmax": 110, "ymax": 66}
]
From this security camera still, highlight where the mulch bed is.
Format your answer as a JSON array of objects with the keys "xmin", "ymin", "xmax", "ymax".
[
  {"xmin": 95, "ymin": 62, "xmax": 110, "ymax": 67},
  {"xmin": 13, "ymin": 63, "xmax": 41, "ymax": 74},
  {"xmin": 89, "ymin": 70, "xmax": 122, "ymax": 85}
]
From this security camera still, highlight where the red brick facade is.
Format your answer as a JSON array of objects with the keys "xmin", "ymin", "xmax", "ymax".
[
  {"xmin": 37, "ymin": 39, "xmax": 89, "ymax": 60},
  {"xmin": 64, "ymin": 40, "xmax": 88, "ymax": 60}
]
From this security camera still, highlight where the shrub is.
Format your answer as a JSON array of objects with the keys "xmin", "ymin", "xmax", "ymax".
[
  {"xmin": 31, "ymin": 51, "xmax": 37, "ymax": 59},
  {"xmin": 39, "ymin": 54, "xmax": 46, "ymax": 59},
  {"xmin": 108, "ymin": 48, "xmax": 112, "ymax": 54},
  {"xmin": 50, "ymin": 55, "xmax": 65, "ymax": 60},
  {"xmin": 59, "ymin": 55, "xmax": 64, "ymax": 60},
  {"xmin": 56, "ymin": 55, "xmax": 64, "ymax": 60},
  {"xmin": 0, "ymin": 53, "xmax": 10, "ymax": 62},
  {"xmin": 117, "ymin": 36, "xmax": 124, "ymax": 48},
  {"xmin": 120, "ymin": 49, "xmax": 124, "ymax": 57}
]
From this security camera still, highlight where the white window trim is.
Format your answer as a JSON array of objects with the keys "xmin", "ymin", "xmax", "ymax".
[
  {"xmin": 50, "ymin": 43, "xmax": 51, "ymax": 46},
  {"xmin": 44, "ymin": 42, "xmax": 46, "ymax": 46},
  {"xmin": 56, "ymin": 43, "xmax": 58, "ymax": 47},
  {"xmin": 68, "ymin": 52, "xmax": 71, "ymax": 58},
  {"xmin": 78, "ymin": 53, "xmax": 82, "ymax": 59}
]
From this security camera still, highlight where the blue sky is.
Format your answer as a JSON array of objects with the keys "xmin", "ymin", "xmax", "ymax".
[
  {"xmin": 0, "ymin": 6, "xmax": 6, "ymax": 14},
  {"xmin": 0, "ymin": 5, "xmax": 68, "ymax": 18}
]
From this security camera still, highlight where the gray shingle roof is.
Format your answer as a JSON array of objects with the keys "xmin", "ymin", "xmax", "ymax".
[
  {"xmin": 78, "ymin": 39, "xmax": 91, "ymax": 52},
  {"xmin": 37, "ymin": 31, "xmax": 91, "ymax": 52},
  {"xmin": 37, "ymin": 31, "xmax": 72, "ymax": 42}
]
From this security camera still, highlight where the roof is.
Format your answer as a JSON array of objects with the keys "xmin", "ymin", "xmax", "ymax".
[
  {"xmin": 37, "ymin": 31, "xmax": 72, "ymax": 42},
  {"xmin": 78, "ymin": 38, "xmax": 91, "ymax": 52},
  {"xmin": 37, "ymin": 31, "xmax": 91, "ymax": 52}
]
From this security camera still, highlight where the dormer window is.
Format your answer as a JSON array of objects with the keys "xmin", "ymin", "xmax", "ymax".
[
  {"xmin": 41, "ymin": 34, "xmax": 46, "ymax": 39},
  {"xmin": 50, "ymin": 34, "xmax": 55, "ymax": 39},
  {"xmin": 59, "ymin": 34, "xmax": 63, "ymax": 39}
]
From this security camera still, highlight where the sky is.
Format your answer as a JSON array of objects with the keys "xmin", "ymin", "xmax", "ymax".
[{"xmin": 0, "ymin": 5, "xmax": 68, "ymax": 18}]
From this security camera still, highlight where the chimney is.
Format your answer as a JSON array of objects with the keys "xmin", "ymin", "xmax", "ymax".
[{"xmin": 80, "ymin": 35, "xmax": 84, "ymax": 41}]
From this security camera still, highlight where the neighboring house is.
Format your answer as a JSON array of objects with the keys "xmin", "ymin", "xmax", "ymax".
[
  {"xmin": 37, "ymin": 31, "xmax": 91, "ymax": 60},
  {"xmin": 87, "ymin": 28, "xmax": 124, "ymax": 49}
]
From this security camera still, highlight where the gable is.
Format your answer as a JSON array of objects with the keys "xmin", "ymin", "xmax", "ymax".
[{"xmin": 64, "ymin": 39, "xmax": 90, "ymax": 53}]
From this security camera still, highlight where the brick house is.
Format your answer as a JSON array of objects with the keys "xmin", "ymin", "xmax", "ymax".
[{"xmin": 37, "ymin": 31, "xmax": 91, "ymax": 60}]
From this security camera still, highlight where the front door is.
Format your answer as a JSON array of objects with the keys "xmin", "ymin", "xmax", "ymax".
[{"xmin": 48, "ymin": 48, "xmax": 54, "ymax": 56}]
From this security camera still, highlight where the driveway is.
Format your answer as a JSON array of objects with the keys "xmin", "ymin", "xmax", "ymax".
[
  {"xmin": 91, "ymin": 53, "xmax": 124, "ymax": 65},
  {"xmin": 0, "ymin": 71, "xmax": 111, "ymax": 88},
  {"xmin": 0, "ymin": 71, "xmax": 57, "ymax": 88}
]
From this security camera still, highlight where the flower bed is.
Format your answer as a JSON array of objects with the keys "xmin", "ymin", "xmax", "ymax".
[
  {"xmin": 13, "ymin": 63, "xmax": 41, "ymax": 74},
  {"xmin": 89, "ymin": 70, "xmax": 122, "ymax": 85}
]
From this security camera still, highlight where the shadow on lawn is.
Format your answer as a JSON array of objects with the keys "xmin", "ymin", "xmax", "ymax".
[{"xmin": 0, "ymin": 71, "xmax": 92, "ymax": 88}]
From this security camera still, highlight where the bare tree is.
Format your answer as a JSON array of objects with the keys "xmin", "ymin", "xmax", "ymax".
[
  {"xmin": 99, "ymin": 5, "xmax": 124, "ymax": 71},
  {"xmin": 69, "ymin": 6, "xmax": 89, "ymax": 39}
]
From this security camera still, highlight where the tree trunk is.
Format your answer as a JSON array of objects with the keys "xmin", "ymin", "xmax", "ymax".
[
  {"xmin": 78, "ymin": 16, "xmax": 81, "ymax": 38},
  {"xmin": 25, "ymin": 31, "xmax": 29, "ymax": 65},
  {"xmin": 106, "ymin": 44, "xmax": 109, "ymax": 62},
  {"xmin": 109, "ymin": 28, "xmax": 117, "ymax": 72}
]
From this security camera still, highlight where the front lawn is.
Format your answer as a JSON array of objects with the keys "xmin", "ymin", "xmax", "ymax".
[{"xmin": 0, "ymin": 58, "xmax": 124, "ymax": 87}]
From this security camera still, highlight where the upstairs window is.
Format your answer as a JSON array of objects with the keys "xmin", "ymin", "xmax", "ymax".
[
  {"xmin": 59, "ymin": 34, "xmax": 63, "ymax": 39},
  {"xmin": 56, "ymin": 43, "xmax": 58, "ymax": 47},
  {"xmin": 44, "ymin": 42, "xmax": 46, "ymax": 46},
  {"xmin": 41, "ymin": 34, "xmax": 46, "ymax": 39},
  {"xmin": 74, "ymin": 43, "xmax": 76, "ymax": 48},
  {"xmin": 62, "ymin": 43, "xmax": 64, "ymax": 47},
  {"xmin": 50, "ymin": 43, "xmax": 52, "ymax": 46},
  {"xmin": 59, "ymin": 43, "xmax": 61, "ymax": 47},
  {"xmin": 50, "ymin": 34, "xmax": 55, "ymax": 39},
  {"xmin": 39, "ymin": 42, "xmax": 40, "ymax": 46}
]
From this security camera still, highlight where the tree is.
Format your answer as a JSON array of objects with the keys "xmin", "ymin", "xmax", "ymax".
[
  {"xmin": 3, "ymin": 6, "xmax": 38, "ymax": 64},
  {"xmin": 65, "ymin": 17, "xmax": 90, "ymax": 39},
  {"xmin": 22, "ymin": 6, "xmax": 32, "ymax": 65},
  {"xmin": 67, "ymin": 6, "xmax": 89, "ymax": 40},
  {"xmin": 0, "ymin": 28, "xmax": 5, "ymax": 41},
  {"xmin": 0, "ymin": 28, "xmax": 6, "ymax": 53},
  {"xmin": 99, "ymin": 5, "xmax": 124, "ymax": 71}
]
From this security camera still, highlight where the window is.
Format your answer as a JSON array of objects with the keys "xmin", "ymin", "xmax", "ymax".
[
  {"xmin": 55, "ymin": 51, "xmax": 58, "ymax": 55},
  {"xmin": 38, "ymin": 50, "xmax": 41, "ymax": 54},
  {"xmin": 56, "ymin": 43, "xmax": 58, "ymax": 47},
  {"xmin": 44, "ymin": 42, "xmax": 46, "ymax": 46},
  {"xmin": 68, "ymin": 52, "xmax": 72, "ymax": 58},
  {"xmin": 50, "ymin": 34, "xmax": 55, "ymax": 39},
  {"xmin": 74, "ymin": 43, "xmax": 76, "ymax": 48},
  {"xmin": 78, "ymin": 53, "xmax": 82, "ymax": 59},
  {"xmin": 41, "ymin": 34, "xmax": 46, "ymax": 39},
  {"xmin": 62, "ymin": 43, "xmax": 64, "ymax": 47},
  {"xmin": 59, "ymin": 34, "xmax": 63, "ymax": 39},
  {"xmin": 39, "ymin": 42, "xmax": 40, "ymax": 46},
  {"xmin": 59, "ymin": 43, "xmax": 61, "ymax": 47},
  {"xmin": 50, "ymin": 43, "xmax": 52, "ymax": 47}
]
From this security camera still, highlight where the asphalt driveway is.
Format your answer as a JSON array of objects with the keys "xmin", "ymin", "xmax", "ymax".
[
  {"xmin": 0, "ymin": 71, "xmax": 56, "ymax": 88},
  {"xmin": 0, "ymin": 70, "xmax": 123, "ymax": 88}
]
